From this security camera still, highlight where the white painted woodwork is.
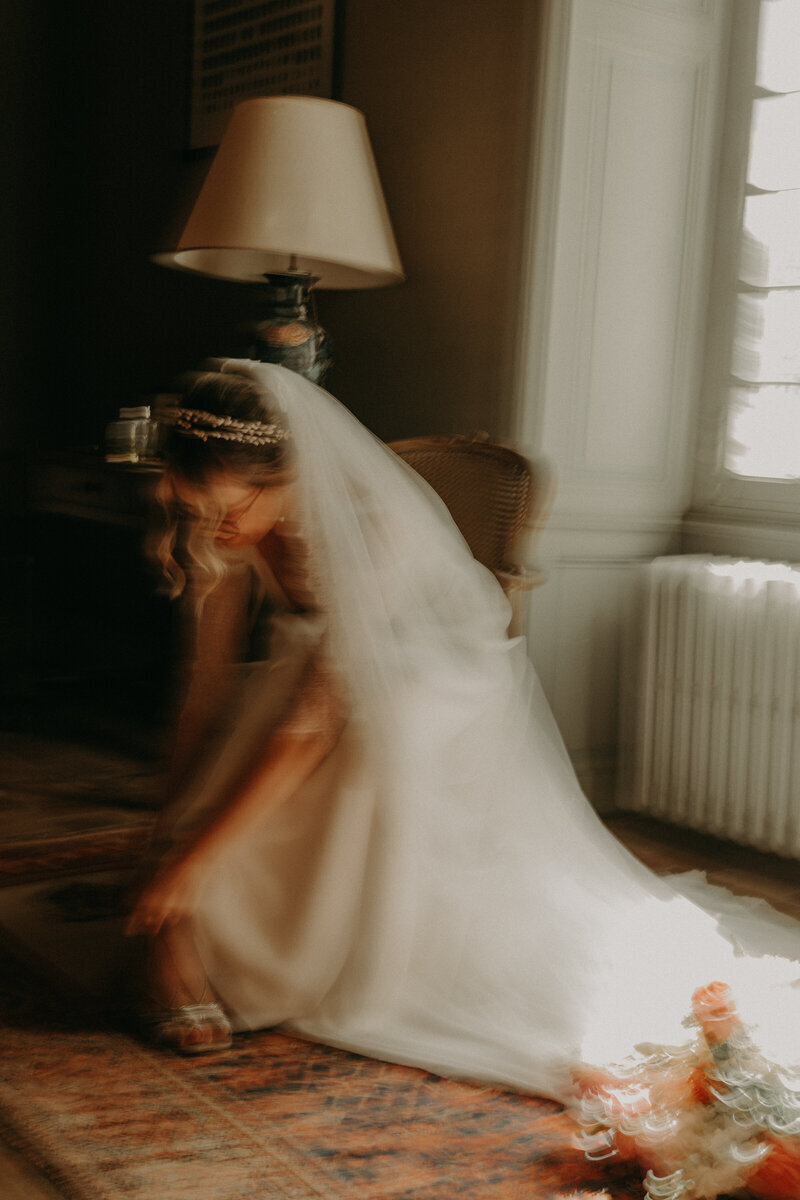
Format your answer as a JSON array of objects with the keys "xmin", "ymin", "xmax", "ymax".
[
  {"xmin": 682, "ymin": 511, "xmax": 800, "ymax": 562},
  {"xmin": 516, "ymin": 0, "xmax": 732, "ymax": 808}
]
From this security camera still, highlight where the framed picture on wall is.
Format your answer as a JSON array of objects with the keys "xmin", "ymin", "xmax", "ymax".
[{"xmin": 190, "ymin": 0, "xmax": 339, "ymax": 149}]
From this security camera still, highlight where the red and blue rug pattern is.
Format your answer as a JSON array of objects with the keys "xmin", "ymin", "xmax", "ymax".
[{"xmin": 0, "ymin": 950, "xmax": 647, "ymax": 1200}]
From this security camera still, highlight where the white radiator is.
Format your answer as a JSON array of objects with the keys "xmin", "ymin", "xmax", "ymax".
[{"xmin": 625, "ymin": 555, "xmax": 800, "ymax": 858}]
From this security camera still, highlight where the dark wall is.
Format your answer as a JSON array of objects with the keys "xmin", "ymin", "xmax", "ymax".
[
  {"xmin": 0, "ymin": 1, "xmax": 276, "ymax": 461},
  {"xmin": 322, "ymin": 0, "xmax": 538, "ymax": 441},
  {"xmin": 1, "ymin": 0, "xmax": 538, "ymax": 743},
  {"xmin": 3, "ymin": 0, "xmax": 537, "ymax": 456},
  {"xmin": 1, "ymin": 2, "xmax": 223, "ymax": 740},
  {"xmin": 2, "ymin": 1, "xmax": 53, "ymax": 466},
  {"xmin": 29, "ymin": 1, "xmax": 260, "ymax": 450}
]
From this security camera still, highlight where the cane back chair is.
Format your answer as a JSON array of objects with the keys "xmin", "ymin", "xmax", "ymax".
[{"xmin": 388, "ymin": 434, "xmax": 554, "ymax": 637}]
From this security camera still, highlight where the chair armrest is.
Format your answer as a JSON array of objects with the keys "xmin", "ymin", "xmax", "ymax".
[{"xmin": 493, "ymin": 565, "xmax": 548, "ymax": 594}]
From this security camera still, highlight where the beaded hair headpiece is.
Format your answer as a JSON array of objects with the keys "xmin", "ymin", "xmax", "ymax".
[{"xmin": 167, "ymin": 407, "xmax": 290, "ymax": 447}]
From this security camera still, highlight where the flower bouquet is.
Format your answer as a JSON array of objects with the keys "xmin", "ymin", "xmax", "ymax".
[{"xmin": 574, "ymin": 982, "xmax": 800, "ymax": 1200}]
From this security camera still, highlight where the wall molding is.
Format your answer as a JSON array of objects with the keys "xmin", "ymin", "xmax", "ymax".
[
  {"xmin": 682, "ymin": 510, "xmax": 800, "ymax": 562},
  {"xmin": 545, "ymin": 511, "xmax": 679, "ymax": 535},
  {"xmin": 511, "ymin": 0, "xmax": 573, "ymax": 450},
  {"xmin": 612, "ymin": 0, "xmax": 716, "ymax": 18}
]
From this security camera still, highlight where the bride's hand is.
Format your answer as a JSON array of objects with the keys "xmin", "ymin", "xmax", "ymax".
[{"xmin": 126, "ymin": 854, "xmax": 206, "ymax": 937}]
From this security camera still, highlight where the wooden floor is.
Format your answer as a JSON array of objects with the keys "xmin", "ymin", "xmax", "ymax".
[
  {"xmin": 605, "ymin": 811, "xmax": 800, "ymax": 921},
  {"xmin": 2, "ymin": 811, "xmax": 799, "ymax": 1199}
]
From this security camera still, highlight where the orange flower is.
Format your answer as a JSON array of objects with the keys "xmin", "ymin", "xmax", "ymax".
[
  {"xmin": 748, "ymin": 1137, "xmax": 800, "ymax": 1200},
  {"xmin": 691, "ymin": 981, "xmax": 740, "ymax": 1045}
]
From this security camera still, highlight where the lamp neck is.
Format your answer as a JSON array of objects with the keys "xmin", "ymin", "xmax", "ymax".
[
  {"xmin": 262, "ymin": 272, "xmax": 316, "ymax": 318},
  {"xmin": 251, "ymin": 272, "xmax": 331, "ymax": 385}
]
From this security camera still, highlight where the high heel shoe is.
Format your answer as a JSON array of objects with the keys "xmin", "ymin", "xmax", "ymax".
[{"xmin": 140, "ymin": 985, "xmax": 233, "ymax": 1056}]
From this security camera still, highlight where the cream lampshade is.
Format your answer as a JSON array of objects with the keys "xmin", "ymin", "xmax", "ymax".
[
  {"xmin": 154, "ymin": 95, "xmax": 404, "ymax": 381},
  {"xmin": 154, "ymin": 95, "xmax": 404, "ymax": 288}
]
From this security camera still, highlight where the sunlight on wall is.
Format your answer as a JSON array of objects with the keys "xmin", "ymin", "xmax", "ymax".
[
  {"xmin": 724, "ymin": 0, "xmax": 800, "ymax": 480},
  {"xmin": 728, "ymin": 386, "xmax": 800, "ymax": 479}
]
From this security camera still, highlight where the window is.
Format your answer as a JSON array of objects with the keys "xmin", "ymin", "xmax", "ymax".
[{"xmin": 717, "ymin": 1, "xmax": 800, "ymax": 488}]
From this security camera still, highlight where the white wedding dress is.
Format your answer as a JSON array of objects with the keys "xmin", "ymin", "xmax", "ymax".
[{"xmin": 162, "ymin": 362, "xmax": 800, "ymax": 1199}]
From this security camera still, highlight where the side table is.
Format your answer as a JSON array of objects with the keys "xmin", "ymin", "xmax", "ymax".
[{"xmin": 15, "ymin": 453, "xmax": 175, "ymax": 756}]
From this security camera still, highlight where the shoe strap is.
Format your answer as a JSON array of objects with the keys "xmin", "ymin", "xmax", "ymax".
[{"xmin": 143, "ymin": 1002, "xmax": 230, "ymax": 1031}]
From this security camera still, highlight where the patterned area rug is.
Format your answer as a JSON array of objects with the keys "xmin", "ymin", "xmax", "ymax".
[
  {"xmin": 0, "ymin": 737, "xmax": 757, "ymax": 1198},
  {"xmin": 0, "ymin": 734, "xmax": 156, "ymax": 884},
  {"xmin": 0, "ymin": 950, "xmax": 647, "ymax": 1200}
]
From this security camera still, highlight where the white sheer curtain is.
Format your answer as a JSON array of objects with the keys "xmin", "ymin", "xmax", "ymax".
[{"xmin": 726, "ymin": 0, "xmax": 800, "ymax": 479}]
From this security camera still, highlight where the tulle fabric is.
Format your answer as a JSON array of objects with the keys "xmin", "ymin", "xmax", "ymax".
[{"xmin": 184, "ymin": 364, "xmax": 800, "ymax": 1177}]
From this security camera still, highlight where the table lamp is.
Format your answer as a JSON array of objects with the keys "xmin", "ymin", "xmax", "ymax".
[{"xmin": 154, "ymin": 95, "xmax": 405, "ymax": 382}]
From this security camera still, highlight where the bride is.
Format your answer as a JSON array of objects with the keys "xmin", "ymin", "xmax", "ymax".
[{"xmin": 127, "ymin": 359, "xmax": 800, "ymax": 1200}]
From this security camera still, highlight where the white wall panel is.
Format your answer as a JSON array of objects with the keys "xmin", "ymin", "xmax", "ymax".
[
  {"xmin": 515, "ymin": 0, "xmax": 731, "ymax": 807},
  {"xmin": 580, "ymin": 52, "xmax": 698, "ymax": 480},
  {"xmin": 519, "ymin": 0, "xmax": 730, "ymax": 519}
]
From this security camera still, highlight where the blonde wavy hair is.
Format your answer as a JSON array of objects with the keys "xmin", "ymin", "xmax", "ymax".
[{"xmin": 151, "ymin": 366, "xmax": 294, "ymax": 603}]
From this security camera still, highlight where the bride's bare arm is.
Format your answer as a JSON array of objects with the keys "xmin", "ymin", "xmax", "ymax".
[
  {"xmin": 128, "ymin": 651, "xmax": 343, "ymax": 935},
  {"xmin": 160, "ymin": 566, "xmax": 251, "ymax": 803}
]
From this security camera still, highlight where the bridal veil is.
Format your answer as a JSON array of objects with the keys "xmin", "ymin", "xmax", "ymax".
[{"xmin": 183, "ymin": 362, "xmax": 800, "ymax": 1109}]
